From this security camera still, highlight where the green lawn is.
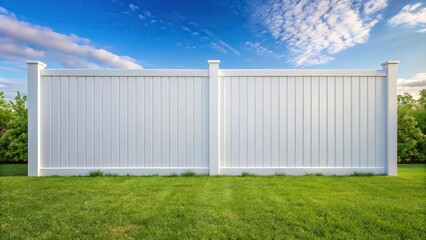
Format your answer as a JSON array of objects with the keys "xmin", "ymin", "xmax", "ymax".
[
  {"xmin": 0, "ymin": 165, "xmax": 425, "ymax": 239},
  {"xmin": 0, "ymin": 164, "xmax": 27, "ymax": 176}
]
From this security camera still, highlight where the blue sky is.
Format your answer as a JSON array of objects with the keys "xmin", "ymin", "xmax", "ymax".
[{"xmin": 0, "ymin": 0, "xmax": 425, "ymax": 99}]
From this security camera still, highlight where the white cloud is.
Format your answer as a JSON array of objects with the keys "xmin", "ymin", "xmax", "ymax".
[
  {"xmin": 0, "ymin": 78, "xmax": 26, "ymax": 101},
  {"xmin": 0, "ymin": 7, "xmax": 142, "ymax": 69},
  {"xmin": 245, "ymin": 41, "xmax": 284, "ymax": 59},
  {"xmin": 143, "ymin": 10, "xmax": 152, "ymax": 17},
  {"xmin": 210, "ymin": 40, "xmax": 241, "ymax": 55},
  {"xmin": 388, "ymin": 3, "xmax": 426, "ymax": 30},
  {"xmin": 397, "ymin": 73, "xmax": 426, "ymax": 99},
  {"xmin": 129, "ymin": 4, "xmax": 140, "ymax": 11},
  {"xmin": 363, "ymin": 0, "xmax": 388, "ymax": 15},
  {"xmin": 252, "ymin": 0, "xmax": 387, "ymax": 66},
  {"xmin": 210, "ymin": 42, "xmax": 227, "ymax": 54},
  {"xmin": 181, "ymin": 26, "xmax": 191, "ymax": 32}
]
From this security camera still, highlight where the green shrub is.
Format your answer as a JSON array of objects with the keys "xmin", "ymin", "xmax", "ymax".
[
  {"xmin": 181, "ymin": 171, "xmax": 196, "ymax": 177},
  {"xmin": 398, "ymin": 113, "xmax": 425, "ymax": 162},
  {"xmin": 241, "ymin": 172, "xmax": 255, "ymax": 177},
  {"xmin": 0, "ymin": 92, "xmax": 28, "ymax": 162},
  {"xmin": 352, "ymin": 172, "xmax": 376, "ymax": 176},
  {"xmin": 89, "ymin": 170, "xmax": 105, "ymax": 177},
  {"xmin": 305, "ymin": 172, "xmax": 324, "ymax": 176}
]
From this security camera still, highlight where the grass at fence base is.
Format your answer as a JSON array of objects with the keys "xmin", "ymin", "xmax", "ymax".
[
  {"xmin": 0, "ymin": 165, "xmax": 425, "ymax": 239},
  {"xmin": 0, "ymin": 164, "xmax": 27, "ymax": 176}
]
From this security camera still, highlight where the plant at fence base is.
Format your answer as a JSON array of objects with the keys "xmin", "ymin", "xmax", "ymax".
[
  {"xmin": 0, "ymin": 92, "xmax": 28, "ymax": 162},
  {"xmin": 181, "ymin": 171, "xmax": 196, "ymax": 177},
  {"xmin": 89, "ymin": 170, "xmax": 104, "ymax": 177},
  {"xmin": 397, "ymin": 90, "xmax": 426, "ymax": 162}
]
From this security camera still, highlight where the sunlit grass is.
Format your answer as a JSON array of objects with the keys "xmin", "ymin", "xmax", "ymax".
[{"xmin": 0, "ymin": 164, "xmax": 424, "ymax": 239}]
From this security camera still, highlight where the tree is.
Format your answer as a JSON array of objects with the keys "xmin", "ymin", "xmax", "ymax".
[
  {"xmin": 397, "ymin": 90, "xmax": 426, "ymax": 162},
  {"xmin": 0, "ymin": 91, "xmax": 12, "ymax": 135},
  {"xmin": 0, "ymin": 92, "xmax": 28, "ymax": 161},
  {"xmin": 397, "ymin": 114, "xmax": 425, "ymax": 162},
  {"xmin": 410, "ymin": 89, "xmax": 426, "ymax": 134},
  {"xmin": 418, "ymin": 89, "xmax": 426, "ymax": 109},
  {"xmin": 398, "ymin": 92, "xmax": 416, "ymax": 109}
]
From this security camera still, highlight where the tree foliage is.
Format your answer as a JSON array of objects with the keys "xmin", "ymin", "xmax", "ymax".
[
  {"xmin": 0, "ymin": 92, "xmax": 28, "ymax": 162},
  {"xmin": 397, "ymin": 90, "xmax": 426, "ymax": 162}
]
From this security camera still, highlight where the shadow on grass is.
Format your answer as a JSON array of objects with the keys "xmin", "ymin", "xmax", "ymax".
[{"xmin": 0, "ymin": 164, "xmax": 27, "ymax": 176}]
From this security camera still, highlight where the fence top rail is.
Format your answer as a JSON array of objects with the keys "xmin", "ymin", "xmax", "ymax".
[
  {"xmin": 41, "ymin": 69, "xmax": 209, "ymax": 77},
  {"xmin": 219, "ymin": 69, "xmax": 386, "ymax": 77}
]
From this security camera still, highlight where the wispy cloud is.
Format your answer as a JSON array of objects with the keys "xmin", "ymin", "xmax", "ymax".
[
  {"xmin": 245, "ymin": 41, "xmax": 284, "ymax": 59},
  {"xmin": 0, "ymin": 6, "xmax": 142, "ymax": 69},
  {"xmin": 252, "ymin": 0, "xmax": 387, "ymax": 66},
  {"xmin": 397, "ymin": 73, "xmax": 426, "ymax": 99},
  {"xmin": 129, "ymin": 5, "xmax": 240, "ymax": 56},
  {"xmin": 210, "ymin": 40, "xmax": 241, "ymax": 55},
  {"xmin": 129, "ymin": 3, "xmax": 140, "ymax": 11},
  {"xmin": 388, "ymin": 3, "xmax": 426, "ymax": 33},
  {"xmin": 210, "ymin": 42, "xmax": 227, "ymax": 54},
  {"xmin": 0, "ymin": 78, "xmax": 26, "ymax": 100}
]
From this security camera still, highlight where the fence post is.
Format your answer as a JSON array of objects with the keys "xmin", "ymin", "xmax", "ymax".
[
  {"xmin": 382, "ymin": 60, "xmax": 399, "ymax": 176},
  {"xmin": 27, "ymin": 61, "xmax": 46, "ymax": 176},
  {"xmin": 208, "ymin": 60, "xmax": 220, "ymax": 175}
]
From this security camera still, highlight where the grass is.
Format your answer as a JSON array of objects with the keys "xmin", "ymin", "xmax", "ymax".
[
  {"xmin": 0, "ymin": 164, "xmax": 27, "ymax": 176},
  {"xmin": 0, "ymin": 165, "xmax": 425, "ymax": 239}
]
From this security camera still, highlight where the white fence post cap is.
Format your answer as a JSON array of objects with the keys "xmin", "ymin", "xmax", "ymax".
[
  {"xmin": 381, "ymin": 60, "xmax": 400, "ymax": 66},
  {"xmin": 26, "ymin": 60, "xmax": 47, "ymax": 68},
  {"xmin": 208, "ymin": 60, "xmax": 220, "ymax": 64}
]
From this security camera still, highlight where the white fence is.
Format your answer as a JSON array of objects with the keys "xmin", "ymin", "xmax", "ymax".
[{"xmin": 27, "ymin": 60, "xmax": 398, "ymax": 176}]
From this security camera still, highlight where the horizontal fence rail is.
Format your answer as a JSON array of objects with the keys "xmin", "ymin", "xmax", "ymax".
[{"xmin": 27, "ymin": 60, "xmax": 399, "ymax": 176}]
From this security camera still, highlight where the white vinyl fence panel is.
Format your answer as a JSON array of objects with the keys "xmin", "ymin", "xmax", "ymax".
[
  {"xmin": 27, "ymin": 60, "xmax": 399, "ymax": 176},
  {"xmin": 218, "ymin": 72, "xmax": 388, "ymax": 175}
]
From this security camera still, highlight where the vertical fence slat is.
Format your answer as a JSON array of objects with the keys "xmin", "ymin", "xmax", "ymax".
[
  {"xmin": 287, "ymin": 77, "xmax": 296, "ymax": 167},
  {"xmin": 359, "ymin": 77, "xmax": 368, "ymax": 167},
  {"xmin": 42, "ymin": 76, "xmax": 51, "ymax": 168},
  {"xmin": 136, "ymin": 77, "xmax": 145, "ymax": 167},
  {"xmin": 128, "ymin": 77, "xmax": 136, "ymax": 167},
  {"xmin": 177, "ymin": 77, "xmax": 186, "ymax": 167},
  {"xmin": 102, "ymin": 77, "xmax": 111, "ymax": 167},
  {"xmin": 367, "ymin": 77, "xmax": 376, "ymax": 167},
  {"xmin": 193, "ymin": 77, "xmax": 203, "ymax": 167},
  {"xmin": 311, "ymin": 76, "xmax": 319, "ymax": 167},
  {"xmin": 144, "ymin": 77, "xmax": 153, "ymax": 167},
  {"xmin": 319, "ymin": 76, "xmax": 327, "ymax": 167},
  {"xmin": 303, "ymin": 76, "xmax": 311, "ymax": 167},
  {"xmin": 255, "ymin": 77, "xmax": 264, "ymax": 167},
  {"xmin": 50, "ymin": 76, "xmax": 60, "ymax": 168},
  {"xmin": 84, "ymin": 77, "xmax": 95, "ymax": 167},
  {"xmin": 161, "ymin": 77, "xmax": 170, "ymax": 167},
  {"xmin": 295, "ymin": 77, "xmax": 303, "ymax": 167},
  {"xmin": 279, "ymin": 77, "xmax": 288, "ymax": 167},
  {"xmin": 247, "ymin": 77, "xmax": 256, "ymax": 167},
  {"xmin": 77, "ymin": 76, "xmax": 86, "ymax": 168},
  {"xmin": 327, "ymin": 77, "xmax": 335, "ymax": 167},
  {"xmin": 239, "ymin": 77, "xmax": 248, "ymax": 167},
  {"xmin": 231, "ymin": 77, "xmax": 240, "ymax": 167},
  {"xmin": 271, "ymin": 77, "xmax": 279, "ymax": 167},
  {"xmin": 93, "ymin": 77, "xmax": 101, "ymax": 167},
  {"xmin": 352, "ymin": 77, "xmax": 360, "ymax": 167},
  {"xmin": 335, "ymin": 77, "xmax": 344, "ymax": 167},
  {"xmin": 343, "ymin": 76, "xmax": 352, "ymax": 167},
  {"xmin": 169, "ymin": 77, "xmax": 178, "ymax": 167}
]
